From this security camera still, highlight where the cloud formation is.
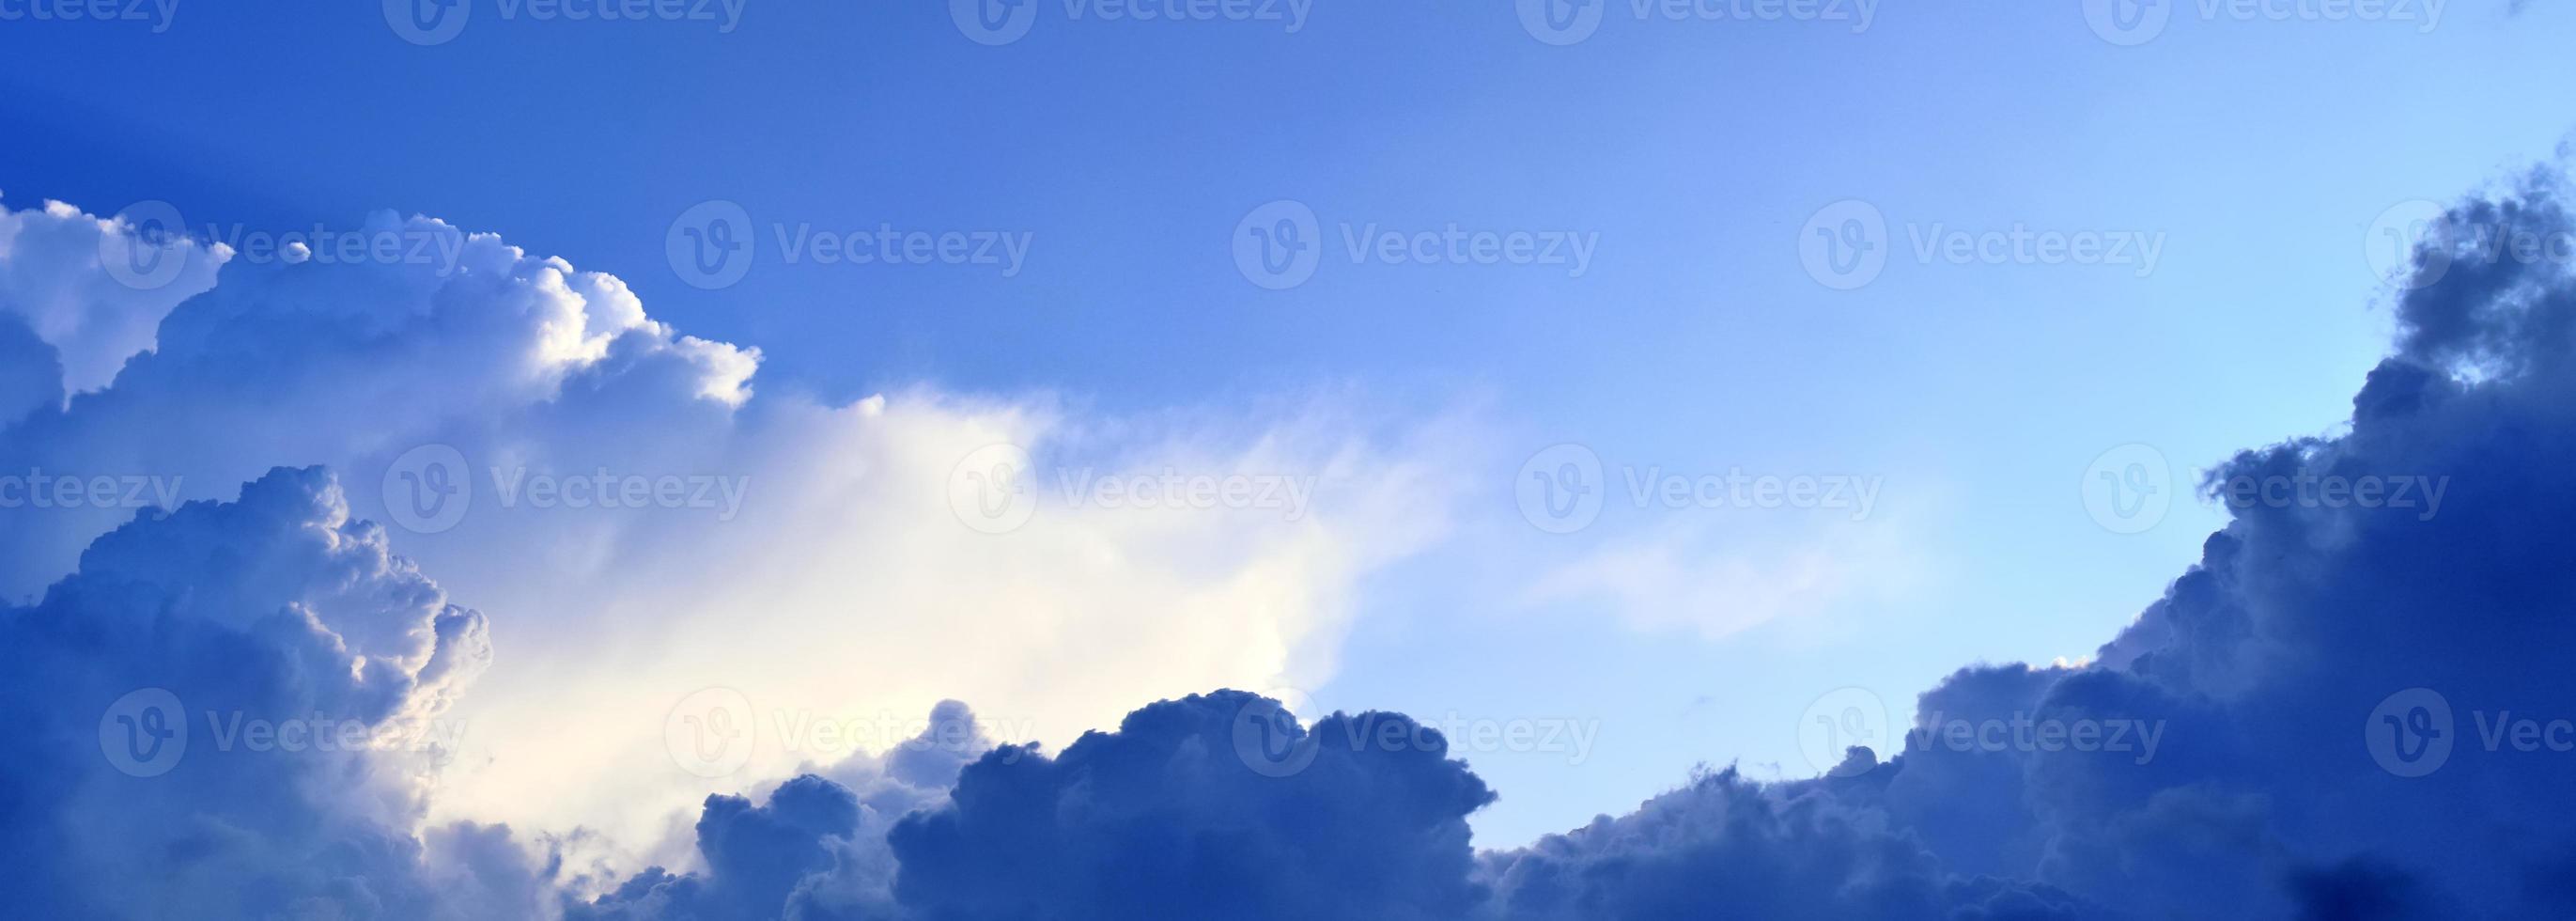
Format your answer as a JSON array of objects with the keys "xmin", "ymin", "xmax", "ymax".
[
  {"xmin": 0, "ymin": 194, "xmax": 225, "ymax": 400},
  {"xmin": 0, "ymin": 466, "xmax": 532, "ymax": 919},
  {"xmin": 623, "ymin": 170, "xmax": 2576, "ymax": 920},
  {"xmin": 0, "ymin": 198, "xmax": 1475, "ymax": 857},
  {"xmin": 567, "ymin": 701, "xmax": 988, "ymax": 921},
  {"xmin": 11, "ymin": 165, "xmax": 2576, "ymax": 919}
]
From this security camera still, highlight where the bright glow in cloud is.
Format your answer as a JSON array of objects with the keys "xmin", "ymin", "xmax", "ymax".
[{"xmin": 0, "ymin": 199, "xmax": 1482, "ymax": 864}]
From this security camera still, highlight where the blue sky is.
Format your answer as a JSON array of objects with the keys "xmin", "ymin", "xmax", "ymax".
[{"xmin": 7, "ymin": 0, "xmax": 2576, "ymax": 875}]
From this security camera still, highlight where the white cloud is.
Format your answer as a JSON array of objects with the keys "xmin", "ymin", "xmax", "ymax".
[
  {"xmin": 1524, "ymin": 513, "xmax": 1935, "ymax": 642},
  {"xmin": 0, "ymin": 198, "xmax": 1482, "ymax": 864},
  {"xmin": 0, "ymin": 193, "xmax": 226, "ymax": 398}
]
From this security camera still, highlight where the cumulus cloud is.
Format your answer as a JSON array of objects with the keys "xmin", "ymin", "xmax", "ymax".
[
  {"xmin": 0, "ymin": 193, "xmax": 225, "ymax": 398},
  {"xmin": 0, "ymin": 466, "xmax": 535, "ymax": 919},
  {"xmin": 886, "ymin": 691, "xmax": 1496, "ymax": 921},
  {"xmin": 0, "ymin": 198, "xmax": 1477, "ymax": 866},
  {"xmin": 1478, "ymin": 767, "xmax": 2091, "ymax": 921},
  {"xmin": 566, "ymin": 701, "xmax": 990, "ymax": 921},
  {"xmin": 14, "ymin": 161, "xmax": 2576, "ymax": 920},
  {"xmin": 617, "ymin": 168, "xmax": 2576, "ymax": 920}
]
